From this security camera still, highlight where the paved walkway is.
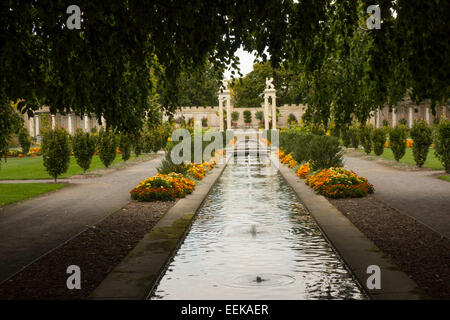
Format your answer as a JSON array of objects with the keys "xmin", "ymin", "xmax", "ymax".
[
  {"xmin": 344, "ymin": 156, "xmax": 450, "ymax": 239},
  {"xmin": 0, "ymin": 156, "xmax": 162, "ymax": 283}
]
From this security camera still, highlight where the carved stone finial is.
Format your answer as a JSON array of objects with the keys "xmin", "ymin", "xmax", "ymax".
[
  {"xmin": 265, "ymin": 77, "xmax": 274, "ymax": 90},
  {"xmin": 221, "ymin": 79, "xmax": 228, "ymax": 90}
]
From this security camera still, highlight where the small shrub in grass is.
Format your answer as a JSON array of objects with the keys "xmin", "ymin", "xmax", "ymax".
[
  {"xmin": 18, "ymin": 127, "xmax": 32, "ymax": 155},
  {"xmin": 359, "ymin": 125, "xmax": 373, "ymax": 154},
  {"xmin": 72, "ymin": 129, "xmax": 96, "ymax": 173},
  {"xmin": 372, "ymin": 128, "xmax": 386, "ymax": 156},
  {"xmin": 308, "ymin": 135, "xmax": 343, "ymax": 171},
  {"xmin": 410, "ymin": 120, "xmax": 432, "ymax": 167},
  {"xmin": 41, "ymin": 129, "xmax": 71, "ymax": 182},
  {"xmin": 119, "ymin": 133, "xmax": 132, "ymax": 161},
  {"xmin": 341, "ymin": 127, "xmax": 352, "ymax": 148},
  {"xmin": 349, "ymin": 127, "xmax": 360, "ymax": 148},
  {"xmin": 389, "ymin": 125, "xmax": 407, "ymax": 161},
  {"xmin": 98, "ymin": 128, "xmax": 117, "ymax": 168},
  {"xmin": 434, "ymin": 119, "xmax": 450, "ymax": 173}
]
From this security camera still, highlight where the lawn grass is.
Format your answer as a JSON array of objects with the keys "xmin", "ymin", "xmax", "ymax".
[
  {"xmin": 438, "ymin": 175, "xmax": 450, "ymax": 183},
  {"xmin": 0, "ymin": 183, "xmax": 67, "ymax": 207},
  {"xmin": 0, "ymin": 155, "xmax": 126, "ymax": 180},
  {"xmin": 358, "ymin": 147, "xmax": 444, "ymax": 170}
]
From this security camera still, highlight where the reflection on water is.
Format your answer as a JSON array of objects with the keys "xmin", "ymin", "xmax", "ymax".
[{"xmin": 151, "ymin": 143, "xmax": 366, "ymax": 300}]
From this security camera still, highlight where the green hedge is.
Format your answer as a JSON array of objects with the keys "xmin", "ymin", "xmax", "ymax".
[
  {"xmin": 280, "ymin": 130, "xmax": 343, "ymax": 170},
  {"xmin": 434, "ymin": 120, "xmax": 450, "ymax": 173}
]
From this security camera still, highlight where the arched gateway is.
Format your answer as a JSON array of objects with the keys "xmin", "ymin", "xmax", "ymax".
[{"xmin": 218, "ymin": 78, "xmax": 277, "ymax": 131}]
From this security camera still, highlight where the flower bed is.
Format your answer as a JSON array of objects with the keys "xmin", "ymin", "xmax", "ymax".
[
  {"xmin": 130, "ymin": 173, "xmax": 195, "ymax": 201},
  {"xmin": 7, "ymin": 147, "xmax": 41, "ymax": 158},
  {"xmin": 296, "ymin": 162, "xmax": 310, "ymax": 179},
  {"xmin": 277, "ymin": 150, "xmax": 298, "ymax": 168},
  {"xmin": 305, "ymin": 167, "xmax": 374, "ymax": 198},
  {"xmin": 130, "ymin": 150, "xmax": 223, "ymax": 202},
  {"xmin": 187, "ymin": 162, "xmax": 208, "ymax": 180}
]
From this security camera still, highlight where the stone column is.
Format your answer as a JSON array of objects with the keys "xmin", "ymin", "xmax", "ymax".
[
  {"xmin": 84, "ymin": 114, "xmax": 89, "ymax": 132},
  {"xmin": 392, "ymin": 108, "xmax": 397, "ymax": 127},
  {"xmin": 408, "ymin": 107, "xmax": 413, "ymax": 128},
  {"xmin": 376, "ymin": 108, "xmax": 380, "ymax": 128},
  {"xmin": 271, "ymin": 94, "xmax": 277, "ymax": 130},
  {"xmin": 101, "ymin": 116, "xmax": 106, "ymax": 128},
  {"xmin": 264, "ymin": 96, "xmax": 269, "ymax": 130},
  {"xmin": 68, "ymin": 114, "xmax": 73, "ymax": 135},
  {"xmin": 51, "ymin": 114, "xmax": 56, "ymax": 130},
  {"xmin": 218, "ymin": 96, "xmax": 224, "ymax": 131},
  {"xmin": 264, "ymin": 78, "xmax": 276, "ymax": 130},
  {"xmin": 425, "ymin": 107, "xmax": 430, "ymax": 124},
  {"xmin": 226, "ymin": 97, "xmax": 231, "ymax": 130},
  {"xmin": 35, "ymin": 115, "xmax": 40, "ymax": 136},
  {"xmin": 29, "ymin": 115, "xmax": 35, "ymax": 137}
]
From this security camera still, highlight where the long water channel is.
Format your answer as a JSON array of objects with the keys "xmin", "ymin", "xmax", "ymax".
[{"xmin": 151, "ymin": 140, "xmax": 366, "ymax": 300}]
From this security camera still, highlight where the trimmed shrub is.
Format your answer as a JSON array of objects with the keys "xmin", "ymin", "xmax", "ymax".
[
  {"xmin": 255, "ymin": 111, "xmax": 264, "ymax": 123},
  {"xmin": 410, "ymin": 120, "xmax": 432, "ymax": 167},
  {"xmin": 41, "ymin": 129, "xmax": 71, "ymax": 182},
  {"xmin": 98, "ymin": 128, "xmax": 117, "ymax": 168},
  {"xmin": 201, "ymin": 117, "xmax": 208, "ymax": 127},
  {"xmin": 389, "ymin": 125, "xmax": 407, "ymax": 161},
  {"xmin": 434, "ymin": 119, "xmax": 450, "ymax": 173},
  {"xmin": 231, "ymin": 111, "xmax": 240, "ymax": 122},
  {"xmin": 372, "ymin": 128, "xmax": 386, "ymax": 156},
  {"xmin": 72, "ymin": 129, "xmax": 96, "ymax": 173},
  {"xmin": 132, "ymin": 132, "xmax": 143, "ymax": 158},
  {"xmin": 291, "ymin": 133, "xmax": 313, "ymax": 164},
  {"xmin": 341, "ymin": 127, "xmax": 352, "ymax": 148},
  {"xmin": 308, "ymin": 135, "xmax": 343, "ymax": 171},
  {"xmin": 18, "ymin": 127, "xmax": 32, "ymax": 154},
  {"xmin": 349, "ymin": 127, "xmax": 360, "ymax": 148},
  {"xmin": 119, "ymin": 133, "xmax": 132, "ymax": 161},
  {"xmin": 359, "ymin": 125, "xmax": 373, "ymax": 154},
  {"xmin": 243, "ymin": 110, "xmax": 252, "ymax": 125}
]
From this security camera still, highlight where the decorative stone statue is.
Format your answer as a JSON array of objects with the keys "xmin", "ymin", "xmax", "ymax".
[
  {"xmin": 265, "ymin": 77, "xmax": 274, "ymax": 90},
  {"xmin": 221, "ymin": 79, "xmax": 229, "ymax": 91}
]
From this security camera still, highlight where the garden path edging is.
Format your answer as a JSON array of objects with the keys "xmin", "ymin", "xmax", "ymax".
[
  {"xmin": 90, "ymin": 155, "xmax": 231, "ymax": 300},
  {"xmin": 270, "ymin": 153, "xmax": 425, "ymax": 300}
]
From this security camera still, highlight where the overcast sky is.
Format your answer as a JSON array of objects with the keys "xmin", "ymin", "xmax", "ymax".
[{"xmin": 224, "ymin": 47, "xmax": 256, "ymax": 80}]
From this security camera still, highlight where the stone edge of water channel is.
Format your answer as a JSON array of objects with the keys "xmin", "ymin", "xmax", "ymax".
[
  {"xmin": 89, "ymin": 155, "xmax": 231, "ymax": 300},
  {"xmin": 270, "ymin": 153, "xmax": 426, "ymax": 300}
]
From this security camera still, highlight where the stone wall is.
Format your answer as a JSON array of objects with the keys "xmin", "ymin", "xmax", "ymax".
[{"xmin": 164, "ymin": 104, "xmax": 308, "ymax": 128}]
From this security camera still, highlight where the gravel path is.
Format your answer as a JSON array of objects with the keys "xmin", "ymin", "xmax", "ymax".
[
  {"xmin": 0, "ymin": 155, "xmax": 162, "ymax": 283},
  {"xmin": 344, "ymin": 155, "xmax": 450, "ymax": 239}
]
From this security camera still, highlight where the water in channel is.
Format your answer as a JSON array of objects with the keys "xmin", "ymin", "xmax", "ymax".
[{"xmin": 151, "ymin": 140, "xmax": 366, "ymax": 300}]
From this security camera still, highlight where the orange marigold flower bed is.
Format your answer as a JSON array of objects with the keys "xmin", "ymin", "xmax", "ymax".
[
  {"xmin": 277, "ymin": 150, "xmax": 298, "ymax": 168},
  {"xmin": 130, "ymin": 173, "xmax": 195, "ymax": 202},
  {"xmin": 305, "ymin": 167, "xmax": 374, "ymax": 198},
  {"xmin": 296, "ymin": 162, "xmax": 310, "ymax": 179}
]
